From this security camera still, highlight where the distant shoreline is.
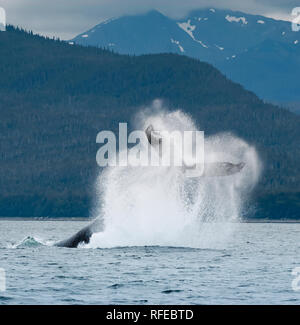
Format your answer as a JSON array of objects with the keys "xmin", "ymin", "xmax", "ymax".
[
  {"xmin": 242, "ymin": 219, "xmax": 300, "ymax": 224},
  {"xmin": 0, "ymin": 217, "xmax": 299, "ymax": 223},
  {"xmin": 0, "ymin": 217, "xmax": 89, "ymax": 221}
]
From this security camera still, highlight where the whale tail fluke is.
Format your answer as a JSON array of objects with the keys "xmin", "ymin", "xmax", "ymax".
[{"xmin": 145, "ymin": 125, "xmax": 245, "ymax": 177}]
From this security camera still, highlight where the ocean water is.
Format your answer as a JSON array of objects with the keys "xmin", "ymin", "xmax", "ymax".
[{"xmin": 0, "ymin": 219, "xmax": 300, "ymax": 305}]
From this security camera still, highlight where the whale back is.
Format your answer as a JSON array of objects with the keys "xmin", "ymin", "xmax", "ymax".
[{"xmin": 55, "ymin": 218, "xmax": 102, "ymax": 248}]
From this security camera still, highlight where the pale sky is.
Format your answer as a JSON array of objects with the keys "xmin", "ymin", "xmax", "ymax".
[{"xmin": 0, "ymin": 0, "xmax": 298, "ymax": 40}]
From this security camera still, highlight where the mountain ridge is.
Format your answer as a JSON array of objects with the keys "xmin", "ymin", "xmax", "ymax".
[
  {"xmin": 1, "ymin": 26, "xmax": 299, "ymax": 218},
  {"xmin": 71, "ymin": 8, "xmax": 300, "ymax": 104}
]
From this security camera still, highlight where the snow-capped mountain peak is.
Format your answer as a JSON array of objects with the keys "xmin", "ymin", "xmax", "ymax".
[{"xmin": 71, "ymin": 8, "xmax": 300, "ymax": 103}]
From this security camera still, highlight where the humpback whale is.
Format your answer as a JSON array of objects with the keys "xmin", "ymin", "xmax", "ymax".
[
  {"xmin": 55, "ymin": 125, "xmax": 245, "ymax": 248},
  {"xmin": 145, "ymin": 125, "xmax": 245, "ymax": 176}
]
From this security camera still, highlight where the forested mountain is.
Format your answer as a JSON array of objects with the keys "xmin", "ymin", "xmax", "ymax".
[
  {"xmin": 72, "ymin": 9, "xmax": 300, "ymax": 105},
  {"xmin": 1, "ymin": 26, "xmax": 300, "ymax": 218}
]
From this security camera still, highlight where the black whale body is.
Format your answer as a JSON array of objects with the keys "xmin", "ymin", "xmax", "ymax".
[{"xmin": 55, "ymin": 218, "xmax": 102, "ymax": 248}]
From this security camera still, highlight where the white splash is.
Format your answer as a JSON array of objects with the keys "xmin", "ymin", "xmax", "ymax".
[{"xmin": 87, "ymin": 101, "xmax": 261, "ymax": 249}]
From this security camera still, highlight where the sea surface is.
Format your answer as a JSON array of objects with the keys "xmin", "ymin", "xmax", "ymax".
[{"xmin": 0, "ymin": 219, "xmax": 299, "ymax": 305}]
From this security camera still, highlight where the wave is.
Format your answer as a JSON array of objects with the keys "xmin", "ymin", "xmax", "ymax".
[{"xmin": 10, "ymin": 236, "xmax": 47, "ymax": 248}]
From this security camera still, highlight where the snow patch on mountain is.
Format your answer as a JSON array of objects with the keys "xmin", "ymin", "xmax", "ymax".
[
  {"xmin": 215, "ymin": 45, "xmax": 224, "ymax": 50},
  {"xmin": 225, "ymin": 15, "xmax": 248, "ymax": 25},
  {"xmin": 98, "ymin": 17, "xmax": 119, "ymax": 28},
  {"xmin": 177, "ymin": 20, "xmax": 208, "ymax": 48},
  {"xmin": 171, "ymin": 38, "xmax": 185, "ymax": 52},
  {"xmin": 178, "ymin": 19, "xmax": 195, "ymax": 35}
]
